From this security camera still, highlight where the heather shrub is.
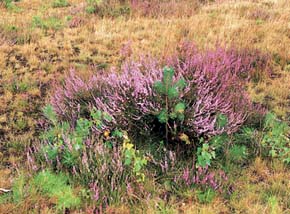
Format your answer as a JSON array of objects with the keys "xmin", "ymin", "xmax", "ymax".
[
  {"xmin": 46, "ymin": 43, "xmax": 271, "ymax": 195},
  {"xmin": 51, "ymin": 58, "xmax": 162, "ymax": 133},
  {"xmin": 168, "ymin": 42, "xmax": 271, "ymax": 82},
  {"xmin": 174, "ymin": 165, "xmax": 228, "ymax": 193},
  {"xmin": 167, "ymin": 42, "xmax": 270, "ymax": 136},
  {"xmin": 30, "ymin": 106, "xmax": 148, "ymax": 210},
  {"xmin": 33, "ymin": 43, "xmax": 274, "ymax": 211},
  {"xmin": 51, "ymin": 44, "xmax": 266, "ymax": 142},
  {"xmin": 146, "ymin": 145, "xmax": 230, "ymax": 203}
]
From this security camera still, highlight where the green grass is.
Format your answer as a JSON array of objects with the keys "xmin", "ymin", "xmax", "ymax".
[{"xmin": 52, "ymin": 0, "xmax": 69, "ymax": 8}]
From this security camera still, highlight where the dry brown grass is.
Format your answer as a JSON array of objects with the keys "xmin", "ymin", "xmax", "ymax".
[{"xmin": 248, "ymin": 71, "xmax": 290, "ymax": 119}]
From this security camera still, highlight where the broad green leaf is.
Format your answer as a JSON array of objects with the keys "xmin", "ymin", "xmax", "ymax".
[
  {"xmin": 104, "ymin": 141, "xmax": 113, "ymax": 149},
  {"xmin": 203, "ymin": 143, "xmax": 209, "ymax": 151},
  {"xmin": 270, "ymin": 149, "xmax": 277, "ymax": 157},
  {"xmin": 112, "ymin": 129, "xmax": 123, "ymax": 138},
  {"xmin": 125, "ymin": 158, "xmax": 131, "ymax": 165}
]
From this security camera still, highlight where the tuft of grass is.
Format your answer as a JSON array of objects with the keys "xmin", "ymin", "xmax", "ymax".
[
  {"xmin": 52, "ymin": 0, "xmax": 69, "ymax": 8},
  {"xmin": 32, "ymin": 16, "xmax": 63, "ymax": 31},
  {"xmin": 228, "ymin": 145, "xmax": 248, "ymax": 164},
  {"xmin": 32, "ymin": 170, "xmax": 81, "ymax": 210},
  {"xmin": 1, "ymin": 0, "xmax": 22, "ymax": 12},
  {"xmin": 12, "ymin": 174, "xmax": 25, "ymax": 203}
]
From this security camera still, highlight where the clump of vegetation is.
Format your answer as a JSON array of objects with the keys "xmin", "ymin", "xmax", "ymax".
[
  {"xmin": 29, "ymin": 105, "xmax": 148, "ymax": 211},
  {"xmin": 1, "ymin": 0, "xmax": 289, "ymax": 213},
  {"xmin": 0, "ymin": 171, "xmax": 80, "ymax": 211},
  {"xmin": 85, "ymin": 0, "xmax": 130, "ymax": 17},
  {"xmin": 32, "ymin": 170, "xmax": 81, "ymax": 210},
  {"xmin": 30, "ymin": 43, "xmax": 277, "ymax": 212},
  {"xmin": 32, "ymin": 16, "xmax": 63, "ymax": 31},
  {"xmin": 52, "ymin": 0, "xmax": 69, "ymax": 8},
  {"xmin": 85, "ymin": 0, "xmax": 102, "ymax": 14},
  {"xmin": 230, "ymin": 112, "xmax": 290, "ymax": 165},
  {"xmin": 1, "ymin": 0, "xmax": 21, "ymax": 11},
  {"xmin": 261, "ymin": 113, "xmax": 289, "ymax": 163},
  {"xmin": 51, "ymin": 44, "xmax": 264, "ymax": 143}
]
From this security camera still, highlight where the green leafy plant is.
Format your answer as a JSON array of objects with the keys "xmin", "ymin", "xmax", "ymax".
[
  {"xmin": 261, "ymin": 113, "xmax": 290, "ymax": 163},
  {"xmin": 43, "ymin": 104, "xmax": 58, "ymax": 125},
  {"xmin": 154, "ymin": 67, "xmax": 186, "ymax": 142},
  {"xmin": 196, "ymin": 142, "xmax": 216, "ymax": 168},
  {"xmin": 90, "ymin": 107, "xmax": 112, "ymax": 129},
  {"xmin": 123, "ymin": 134, "xmax": 147, "ymax": 182},
  {"xmin": 216, "ymin": 113, "xmax": 228, "ymax": 129},
  {"xmin": 195, "ymin": 134, "xmax": 230, "ymax": 168},
  {"xmin": 196, "ymin": 188, "xmax": 216, "ymax": 204},
  {"xmin": 34, "ymin": 105, "xmax": 149, "ymax": 210},
  {"xmin": 194, "ymin": 115, "xmax": 230, "ymax": 167}
]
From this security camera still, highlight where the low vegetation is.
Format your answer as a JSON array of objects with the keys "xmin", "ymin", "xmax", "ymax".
[{"xmin": 0, "ymin": 0, "xmax": 289, "ymax": 213}]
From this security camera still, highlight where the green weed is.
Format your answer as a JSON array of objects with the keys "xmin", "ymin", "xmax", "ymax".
[
  {"xmin": 52, "ymin": 0, "xmax": 69, "ymax": 8},
  {"xmin": 262, "ymin": 113, "xmax": 290, "ymax": 163}
]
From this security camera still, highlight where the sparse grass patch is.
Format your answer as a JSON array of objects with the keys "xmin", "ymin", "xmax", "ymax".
[
  {"xmin": 52, "ymin": 0, "xmax": 69, "ymax": 8},
  {"xmin": 1, "ymin": 0, "xmax": 22, "ymax": 12},
  {"xmin": 32, "ymin": 170, "xmax": 81, "ymax": 210},
  {"xmin": 32, "ymin": 16, "xmax": 63, "ymax": 31},
  {"xmin": 0, "ymin": 171, "xmax": 81, "ymax": 212}
]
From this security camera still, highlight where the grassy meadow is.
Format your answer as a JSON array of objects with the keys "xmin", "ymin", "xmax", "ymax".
[{"xmin": 0, "ymin": 0, "xmax": 289, "ymax": 213}]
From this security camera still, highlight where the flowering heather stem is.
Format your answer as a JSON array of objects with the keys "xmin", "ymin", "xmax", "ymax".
[{"xmin": 50, "ymin": 43, "xmax": 266, "ymax": 138}]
